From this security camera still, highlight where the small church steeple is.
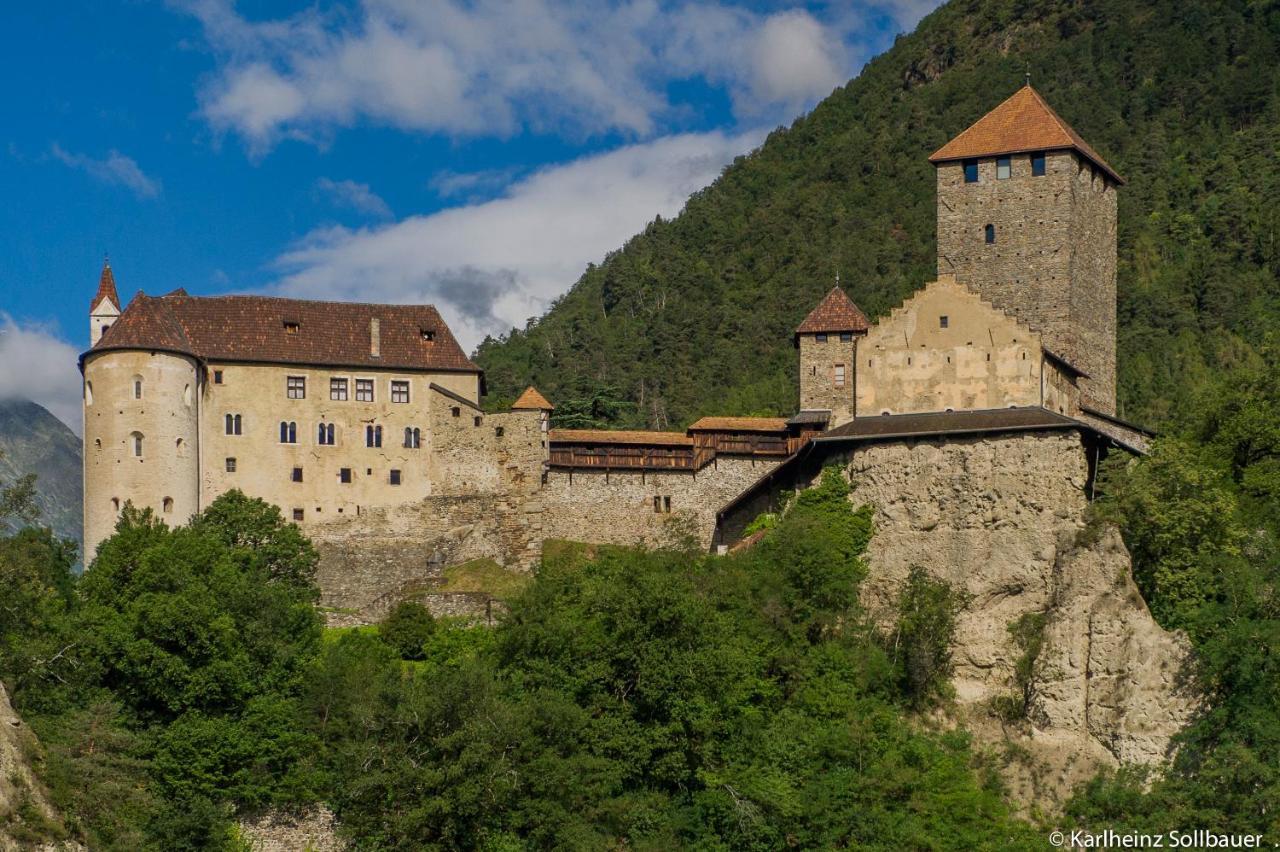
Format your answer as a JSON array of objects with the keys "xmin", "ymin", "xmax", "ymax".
[{"xmin": 89, "ymin": 256, "xmax": 121, "ymax": 347}]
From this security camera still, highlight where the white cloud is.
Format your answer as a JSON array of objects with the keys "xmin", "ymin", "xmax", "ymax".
[
  {"xmin": 180, "ymin": 0, "xmax": 865, "ymax": 151},
  {"xmin": 269, "ymin": 129, "xmax": 764, "ymax": 350},
  {"xmin": 315, "ymin": 177, "xmax": 393, "ymax": 218},
  {"xmin": 50, "ymin": 144, "xmax": 162, "ymax": 199},
  {"xmin": 0, "ymin": 317, "xmax": 83, "ymax": 435}
]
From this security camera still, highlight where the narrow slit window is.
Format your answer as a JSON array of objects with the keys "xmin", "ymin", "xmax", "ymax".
[
  {"xmin": 225, "ymin": 457, "xmax": 237, "ymax": 473},
  {"xmin": 985, "ymin": 224, "xmax": 996, "ymax": 244}
]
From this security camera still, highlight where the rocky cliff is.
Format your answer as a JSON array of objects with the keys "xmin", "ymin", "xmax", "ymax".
[
  {"xmin": 844, "ymin": 432, "xmax": 1199, "ymax": 808},
  {"xmin": 0, "ymin": 683, "xmax": 79, "ymax": 851},
  {"xmin": 0, "ymin": 400, "xmax": 81, "ymax": 548}
]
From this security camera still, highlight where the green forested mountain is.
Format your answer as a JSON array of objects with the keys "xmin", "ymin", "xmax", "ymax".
[{"xmin": 476, "ymin": 0, "xmax": 1280, "ymax": 430}]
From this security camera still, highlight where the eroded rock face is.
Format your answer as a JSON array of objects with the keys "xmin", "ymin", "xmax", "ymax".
[
  {"xmin": 0, "ymin": 683, "xmax": 83, "ymax": 852},
  {"xmin": 844, "ymin": 432, "xmax": 1198, "ymax": 796}
]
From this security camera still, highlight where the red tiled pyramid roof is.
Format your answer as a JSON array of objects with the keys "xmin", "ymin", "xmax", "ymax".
[
  {"xmin": 91, "ymin": 261, "xmax": 119, "ymax": 311},
  {"xmin": 512, "ymin": 386, "xmax": 554, "ymax": 410},
  {"xmin": 929, "ymin": 85, "xmax": 1123, "ymax": 184},
  {"xmin": 88, "ymin": 292, "xmax": 479, "ymax": 374},
  {"xmin": 796, "ymin": 287, "xmax": 870, "ymax": 335}
]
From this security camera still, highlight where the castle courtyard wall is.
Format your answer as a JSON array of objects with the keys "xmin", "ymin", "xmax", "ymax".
[{"xmin": 540, "ymin": 456, "xmax": 782, "ymax": 549}]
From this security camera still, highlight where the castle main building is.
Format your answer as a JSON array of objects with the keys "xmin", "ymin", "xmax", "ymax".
[{"xmin": 81, "ymin": 85, "xmax": 1144, "ymax": 575}]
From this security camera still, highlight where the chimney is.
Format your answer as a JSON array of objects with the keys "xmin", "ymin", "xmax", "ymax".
[{"xmin": 370, "ymin": 318, "xmax": 381, "ymax": 357}]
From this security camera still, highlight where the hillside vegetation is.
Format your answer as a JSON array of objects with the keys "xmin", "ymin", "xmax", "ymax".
[{"xmin": 475, "ymin": 0, "xmax": 1280, "ymax": 430}]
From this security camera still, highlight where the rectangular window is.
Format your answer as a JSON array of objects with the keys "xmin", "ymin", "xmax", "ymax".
[
  {"xmin": 839, "ymin": 332, "xmax": 853, "ymax": 342},
  {"xmin": 663, "ymin": 496, "xmax": 671, "ymax": 513},
  {"xmin": 834, "ymin": 364, "xmax": 846, "ymax": 388},
  {"xmin": 1031, "ymin": 152, "xmax": 1046, "ymax": 176},
  {"xmin": 451, "ymin": 407, "xmax": 461, "ymax": 418},
  {"xmin": 225, "ymin": 457, "xmax": 236, "ymax": 473},
  {"xmin": 213, "ymin": 370, "xmax": 223, "ymax": 384},
  {"xmin": 963, "ymin": 158, "xmax": 978, "ymax": 183},
  {"xmin": 292, "ymin": 508, "xmax": 304, "ymax": 521},
  {"xmin": 287, "ymin": 376, "xmax": 306, "ymax": 399},
  {"xmin": 996, "ymin": 155, "xmax": 1011, "ymax": 180},
  {"xmin": 355, "ymin": 379, "xmax": 374, "ymax": 402},
  {"xmin": 653, "ymin": 496, "xmax": 662, "ymax": 513},
  {"xmin": 330, "ymin": 378, "xmax": 348, "ymax": 401},
  {"xmin": 339, "ymin": 468, "xmax": 352, "ymax": 484},
  {"xmin": 389, "ymin": 469, "xmax": 401, "ymax": 486},
  {"xmin": 391, "ymin": 380, "xmax": 410, "ymax": 403},
  {"xmin": 940, "ymin": 315, "xmax": 949, "ymax": 328},
  {"xmin": 814, "ymin": 333, "xmax": 827, "ymax": 343},
  {"xmin": 291, "ymin": 467, "xmax": 303, "ymax": 483}
]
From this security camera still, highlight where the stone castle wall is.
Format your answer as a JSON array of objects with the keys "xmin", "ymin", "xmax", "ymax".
[
  {"xmin": 540, "ymin": 456, "xmax": 781, "ymax": 549},
  {"xmin": 936, "ymin": 150, "xmax": 1116, "ymax": 414}
]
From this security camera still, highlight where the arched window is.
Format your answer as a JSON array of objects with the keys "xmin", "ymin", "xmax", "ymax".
[
  {"xmin": 226, "ymin": 413, "xmax": 243, "ymax": 435},
  {"xmin": 94, "ymin": 438, "xmax": 102, "ymax": 449},
  {"xmin": 163, "ymin": 497, "xmax": 173, "ymax": 513},
  {"xmin": 111, "ymin": 497, "xmax": 120, "ymax": 512},
  {"xmin": 183, "ymin": 384, "xmax": 192, "ymax": 407},
  {"xmin": 235, "ymin": 414, "xmax": 242, "ymax": 435},
  {"xmin": 984, "ymin": 224, "xmax": 996, "ymax": 244},
  {"xmin": 131, "ymin": 431, "xmax": 144, "ymax": 458},
  {"xmin": 132, "ymin": 375, "xmax": 143, "ymax": 400},
  {"xmin": 403, "ymin": 427, "xmax": 421, "ymax": 449},
  {"xmin": 85, "ymin": 381, "xmax": 94, "ymax": 406},
  {"xmin": 280, "ymin": 421, "xmax": 297, "ymax": 443},
  {"xmin": 176, "ymin": 437, "xmax": 185, "ymax": 457},
  {"xmin": 366, "ymin": 424, "xmax": 382, "ymax": 448},
  {"xmin": 318, "ymin": 423, "xmax": 336, "ymax": 445}
]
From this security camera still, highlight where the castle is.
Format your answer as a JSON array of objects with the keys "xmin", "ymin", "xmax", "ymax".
[{"xmin": 81, "ymin": 85, "xmax": 1149, "ymax": 590}]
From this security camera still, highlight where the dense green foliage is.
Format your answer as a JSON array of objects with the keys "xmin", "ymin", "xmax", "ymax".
[{"xmin": 476, "ymin": 0, "xmax": 1280, "ymax": 432}]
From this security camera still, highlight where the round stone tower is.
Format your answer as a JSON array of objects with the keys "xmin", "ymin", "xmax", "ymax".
[{"xmin": 82, "ymin": 268, "xmax": 200, "ymax": 562}]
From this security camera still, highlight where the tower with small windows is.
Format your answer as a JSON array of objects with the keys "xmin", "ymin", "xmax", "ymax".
[
  {"xmin": 82, "ymin": 261, "xmax": 201, "ymax": 560},
  {"xmin": 795, "ymin": 286, "xmax": 870, "ymax": 428},
  {"xmin": 931, "ymin": 84, "xmax": 1121, "ymax": 414}
]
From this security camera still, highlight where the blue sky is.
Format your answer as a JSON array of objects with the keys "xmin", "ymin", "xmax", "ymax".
[{"xmin": 0, "ymin": 0, "xmax": 939, "ymax": 430}]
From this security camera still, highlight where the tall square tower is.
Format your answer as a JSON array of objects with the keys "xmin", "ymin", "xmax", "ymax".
[
  {"xmin": 795, "ymin": 286, "xmax": 869, "ymax": 427},
  {"xmin": 931, "ymin": 85, "xmax": 1121, "ymax": 415}
]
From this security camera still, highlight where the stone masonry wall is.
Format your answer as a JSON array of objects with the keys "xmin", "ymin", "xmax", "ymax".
[
  {"xmin": 541, "ymin": 456, "xmax": 782, "ymax": 550},
  {"xmin": 839, "ymin": 431, "xmax": 1196, "ymax": 779},
  {"xmin": 798, "ymin": 334, "xmax": 858, "ymax": 425}
]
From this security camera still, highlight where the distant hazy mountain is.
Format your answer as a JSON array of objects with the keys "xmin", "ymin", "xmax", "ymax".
[{"xmin": 0, "ymin": 399, "xmax": 81, "ymax": 547}]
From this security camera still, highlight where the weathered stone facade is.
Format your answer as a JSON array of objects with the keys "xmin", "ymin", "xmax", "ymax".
[
  {"xmin": 798, "ymin": 334, "xmax": 857, "ymax": 425},
  {"xmin": 857, "ymin": 275, "xmax": 1080, "ymax": 416},
  {"xmin": 936, "ymin": 149, "xmax": 1117, "ymax": 412},
  {"xmin": 238, "ymin": 806, "xmax": 344, "ymax": 852},
  {"xmin": 541, "ymin": 456, "xmax": 782, "ymax": 549}
]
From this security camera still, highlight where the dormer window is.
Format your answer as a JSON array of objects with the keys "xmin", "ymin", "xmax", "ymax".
[
  {"xmin": 963, "ymin": 159, "xmax": 978, "ymax": 183},
  {"xmin": 996, "ymin": 156, "xmax": 1011, "ymax": 180},
  {"xmin": 283, "ymin": 321, "xmax": 300, "ymax": 334},
  {"xmin": 420, "ymin": 328, "xmax": 435, "ymax": 341}
]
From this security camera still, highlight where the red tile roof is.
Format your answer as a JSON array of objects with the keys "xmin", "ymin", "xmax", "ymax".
[
  {"xmin": 686, "ymin": 416, "xmax": 790, "ymax": 432},
  {"xmin": 796, "ymin": 287, "xmax": 870, "ymax": 335},
  {"xmin": 88, "ymin": 292, "xmax": 479, "ymax": 374},
  {"xmin": 91, "ymin": 261, "xmax": 119, "ymax": 311},
  {"xmin": 929, "ymin": 85, "xmax": 1123, "ymax": 184},
  {"xmin": 512, "ymin": 386, "xmax": 554, "ymax": 410},
  {"xmin": 549, "ymin": 429, "xmax": 693, "ymax": 447}
]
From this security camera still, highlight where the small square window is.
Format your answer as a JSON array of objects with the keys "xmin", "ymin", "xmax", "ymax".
[
  {"xmin": 287, "ymin": 376, "xmax": 306, "ymax": 399},
  {"xmin": 473, "ymin": 416, "xmax": 482, "ymax": 427},
  {"xmin": 339, "ymin": 468, "xmax": 352, "ymax": 484},
  {"xmin": 391, "ymin": 380, "xmax": 410, "ymax": 403},
  {"xmin": 291, "ymin": 467, "xmax": 303, "ymax": 483},
  {"xmin": 330, "ymin": 378, "xmax": 349, "ymax": 401},
  {"xmin": 839, "ymin": 332, "xmax": 853, "ymax": 342},
  {"xmin": 292, "ymin": 508, "xmax": 304, "ymax": 521},
  {"xmin": 355, "ymin": 379, "xmax": 374, "ymax": 402},
  {"xmin": 1031, "ymin": 152, "xmax": 1046, "ymax": 176},
  {"xmin": 451, "ymin": 407, "xmax": 461, "ymax": 418},
  {"xmin": 213, "ymin": 370, "xmax": 223, "ymax": 384},
  {"xmin": 814, "ymin": 333, "xmax": 827, "ymax": 343},
  {"xmin": 996, "ymin": 156, "xmax": 1011, "ymax": 180},
  {"xmin": 389, "ymin": 469, "xmax": 401, "ymax": 486},
  {"xmin": 495, "ymin": 426, "xmax": 505, "ymax": 438},
  {"xmin": 284, "ymin": 321, "xmax": 300, "ymax": 334},
  {"xmin": 963, "ymin": 159, "xmax": 978, "ymax": 183},
  {"xmin": 225, "ymin": 457, "xmax": 237, "ymax": 473},
  {"xmin": 940, "ymin": 315, "xmax": 949, "ymax": 328}
]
